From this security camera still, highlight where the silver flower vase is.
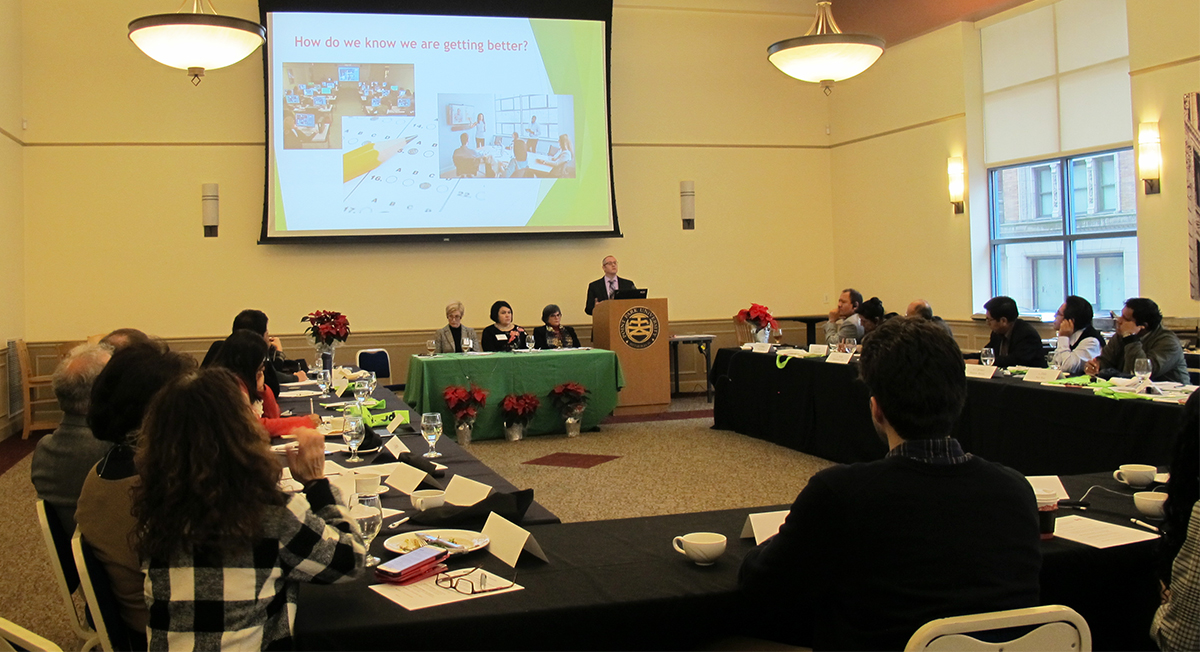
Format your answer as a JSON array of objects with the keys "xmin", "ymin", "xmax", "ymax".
[
  {"xmin": 563, "ymin": 403, "xmax": 586, "ymax": 437},
  {"xmin": 455, "ymin": 416, "xmax": 475, "ymax": 446},
  {"xmin": 504, "ymin": 422, "xmax": 525, "ymax": 441}
]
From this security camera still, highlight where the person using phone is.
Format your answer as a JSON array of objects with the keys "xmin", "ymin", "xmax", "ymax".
[{"xmin": 134, "ymin": 368, "xmax": 366, "ymax": 650}]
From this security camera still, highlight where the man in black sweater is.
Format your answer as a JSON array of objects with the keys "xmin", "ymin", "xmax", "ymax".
[
  {"xmin": 969, "ymin": 295, "xmax": 1047, "ymax": 368},
  {"xmin": 738, "ymin": 317, "xmax": 1042, "ymax": 651}
]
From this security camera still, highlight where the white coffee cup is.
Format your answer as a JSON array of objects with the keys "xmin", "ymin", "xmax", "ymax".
[
  {"xmin": 410, "ymin": 489, "xmax": 446, "ymax": 511},
  {"xmin": 1113, "ymin": 464, "xmax": 1157, "ymax": 488},
  {"xmin": 354, "ymin": 473, "xmax": 381, "ymax": 495},
  {"xmin": 1134, "ymin": 491, "xmax": 1168, "ymax": 518},
  {"xmin": 672, "ymin": 532, "xmax": 726, "ymax": 566}
]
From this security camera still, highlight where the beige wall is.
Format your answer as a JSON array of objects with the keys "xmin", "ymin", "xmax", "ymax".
[
  {"xmin": 1127, "ymin": 0, "xmax": 1200, "ymax": 318},
  {"xmin": 1, "ymin": 0, "xmax": 23, "ymax": 345}
]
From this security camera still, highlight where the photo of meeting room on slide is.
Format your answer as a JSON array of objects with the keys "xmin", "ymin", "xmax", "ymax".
[
  {"xmin": 438, "ymin": 93, "xmax": 576, "ymax": 180},
  {"xmin": 280, "ymin": 62, "xmax": 416, "ymax": 150}
]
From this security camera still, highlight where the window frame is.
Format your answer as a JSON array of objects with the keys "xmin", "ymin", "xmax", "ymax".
[{"xmin": 988, "ymin": 147, "xmax": 1137, "ymax": 310}]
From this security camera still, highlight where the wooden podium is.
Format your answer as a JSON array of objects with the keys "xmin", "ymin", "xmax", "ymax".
[{"xmin": 592, "ymin": 298, "xmax": 670, "ymax": 415}]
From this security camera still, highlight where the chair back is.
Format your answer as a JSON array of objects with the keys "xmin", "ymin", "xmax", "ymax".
[
  {"xmin": 0, "ymin": 616, "xmax": 64, "ymax": 652},
  {"xmin": 732, "ymin": 318, "xmax": 753, "ymax": 345},
  {"xmin": 72, "ymin": 531, "xmax": 141, "ymax": 652},
  {"xmin": 14, "ymin": 340, "xmax": 58, "ymax": 438},
  {"xmin": 356, "ymin": 349, "xmax": 391, "ymax": 380},
  {"xmin": 905, "ymin": 605, "xmax": 1091, "ymax": 652},
  {"xmin": 35, "ymin": 501, "xmax": 98, "ymax": 649}
]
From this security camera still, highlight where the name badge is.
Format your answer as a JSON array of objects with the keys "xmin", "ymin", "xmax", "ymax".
[{"xmin": 495, "ymin": 333, "xmax": 506, "ymax": 341}]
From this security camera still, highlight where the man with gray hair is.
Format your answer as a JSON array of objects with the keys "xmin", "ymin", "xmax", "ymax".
[{"xmin": 30, "ymin": 343, "xmax": 113, "ymax": 531}]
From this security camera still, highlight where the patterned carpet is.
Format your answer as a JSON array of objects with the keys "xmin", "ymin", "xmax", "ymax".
[{"xmin": 0, "ymin": 397, "xmax": 832, "ymax": 650}]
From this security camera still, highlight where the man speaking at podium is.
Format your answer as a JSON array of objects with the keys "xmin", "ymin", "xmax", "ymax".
[{"xmin": 585, "ymin": 255, "xmax": 637, "ymax": 316}]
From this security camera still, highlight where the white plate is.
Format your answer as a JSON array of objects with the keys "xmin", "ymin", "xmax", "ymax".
[
  {"xmin": 383, "ymin": 529, "xmax": 489, "ymax": 555},
  {"xmin": 279, "ymin": 389, "xmax": 322, "ymax": 398}
]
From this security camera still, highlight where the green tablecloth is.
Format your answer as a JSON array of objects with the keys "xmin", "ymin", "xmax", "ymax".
[{"xmin": 403, "ymin": 349, "xmax": 624, "ymax": 441}]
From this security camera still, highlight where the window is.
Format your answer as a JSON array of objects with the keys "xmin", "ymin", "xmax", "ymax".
[{"xmin": 989, "ymin": 148, "xmax": 1138, "ymax": 313}]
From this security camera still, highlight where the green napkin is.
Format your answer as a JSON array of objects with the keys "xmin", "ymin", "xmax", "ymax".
[
  {"xmin": 341, "ymin": 405, "xmax": 411, "ymax": 428},
  {"xmin": 1094, "ymin": 387, "xmax": 1154, "ymax": 401},
  {"xmin": 320, "ymin": 397, "xmax": 385, "ymax": 410},
  {"xmin": 1045, "ymin": 375, "xmax": 1113, "ymax": 387}
]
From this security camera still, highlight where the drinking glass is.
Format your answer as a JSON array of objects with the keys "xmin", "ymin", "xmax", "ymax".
[
  {"xmin": 421, "ymin": 412, "xmax": 443, "ymax": 459},
  {"xmin": 841, "ymin": 338, "xmax": 857, "ymax": 354},
  {"xmin": 828, "ymin": 336, "xmax": 840, "ymax": 354},
  {"xmin": 980, "ymin": 348, "xmax": 996, "ymax": 366},
  {"xmin": 312, "ymin": 356, "xmax": 323, "ymax": 373},
  {"xmin": 351, "ymin": 494, "xmax": 383, "ymax": 568},
  {"xmin": 343, "ymin": 413, "xmax": 366, "ymax": 462},
  {"xmin": 462, "ymin": 337, "xmax": 473, "ymax": 353},
  {"xmin": 425, "ymin": 340, "xmax": 437, "ymax": 356},
  {"xmin": 771, "ymin": 328, "xmax": 783, "ymax": 345},
  {"xmin": 1134, "ymin": 357, "xmax": 1153, "ymax": 385},
  {"xmin": 525, "ymin": 333, "xmax": 536, "ymax": 352},
  {"xmin": 316, "ymin": 369, "xmax": 332, "ymax": 398},
  {"xmin": 367, "ymin": 372, "xmax": 378, "ymax": 393},
  {"xmin": 353, "ymin": 380, "xmax": 370, "ymax": 408}
]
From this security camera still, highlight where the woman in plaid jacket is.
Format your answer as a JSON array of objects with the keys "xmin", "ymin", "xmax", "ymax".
[{"xmin": 133, "ymin": 368, "xmax": 365, "ymax": 650}]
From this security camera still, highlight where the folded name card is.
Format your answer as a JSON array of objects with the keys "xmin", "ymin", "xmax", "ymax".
[
  {"xmin": 825, "ymin": 351, "xmax": 853, "ymax": 364},
  {"xmin": 1023, "ymin": 368, "xmax": 1062, "ymax": 383},
  {"xmin": 383, "ymin": 436, "xmax": 410, "ymax": 456},
  {"xmin": 332, "ymin": 377, "xmax": 350, "ymax": 396},
  {"xmin": 741, "ymin": 510, "xmax": 789, "ymax": 545},
  {"xmin": 385, "ymin": 463, "xmax": 435, "ymax": 495},
  {"xmin": 808, "ymin": 344, "xmax": 829, "ymax": 356},
  {"xmin": 330, "ymin": 475, "xmax": 356, "ymax": 503},
  {"xmin": 964, "ymin": 364, "xmax": 998, "ymax": 378},
  {"xmin": 482, "ymin": 512, "xmax": 548, "ymax": 567},
  {"xmin": 750, "ymin": 343, "xmax": 773, "ymax": 353},
  {"xmin": 445, "ymin": 475, "xmax": 492, "ymax": 506}
]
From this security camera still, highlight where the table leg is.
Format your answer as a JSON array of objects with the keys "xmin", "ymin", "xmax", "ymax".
[
  {"xmin": 700, "ymin": 342, "xmax": 713, "ymax": 403},
  {"xmin": 670, "ymin": 341, "xmax": 680, "ymax": 396}
]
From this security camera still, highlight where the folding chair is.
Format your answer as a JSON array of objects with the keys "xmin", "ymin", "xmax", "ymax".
[
  {"xmin": 35, "ymin": 500, "xmax": 99, "ymax": 650},
  {"xmin": 905, "ymin": 605, "xmax": 1091, "ymax": 652},
  {"xmin": 356, "ymin": 349, "xmax": 393, "ymax": 386},
  {"xmin": 71, "ymin": 531, "xmax": 143, "ymax": 651},
  {"xmin": 0, "ymin": 616, "xmax": 63, "ymax": 652}
]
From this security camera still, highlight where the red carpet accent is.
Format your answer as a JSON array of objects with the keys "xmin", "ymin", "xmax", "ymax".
[
  {"xmin": 523, "ymin": 452, "xmax": 621, "ymax": 469},
  {"xmin": 0, "ymin": 432, "xmax": 42, "ymax": 477},
  {"xmin": 601, "ymin": 409, "xmax": 713, "ymax": 425}
]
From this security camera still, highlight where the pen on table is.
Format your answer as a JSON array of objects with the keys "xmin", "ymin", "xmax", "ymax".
[
  {"xmin": 310, "ymin": 397, "xmax": 314, "ymax": 414},
  {"xmin": 387, "ymin": 516, "xmax": 410, "ymax": 529},
  {"xmin": 1131, "ymin": 518, "xmax": 1161, "ymax": 533}
]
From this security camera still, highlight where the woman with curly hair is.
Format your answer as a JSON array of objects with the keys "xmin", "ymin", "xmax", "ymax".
[
  {"xmin": 134, "ymin": 368, "xmax": 364, "ymax": 650},
  {"xmin": 213, "ymin": 329, "xmax": 320, "ymax": 438}
]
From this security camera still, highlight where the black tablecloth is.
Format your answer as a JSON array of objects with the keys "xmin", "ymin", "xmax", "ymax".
[
  {"xmin": 294, "ymin": 470, "xmax": 1163, "ymax": 651},
  {"xmin": 713, "ymin": 349, "xmax": 1184, "ymax": 475}
]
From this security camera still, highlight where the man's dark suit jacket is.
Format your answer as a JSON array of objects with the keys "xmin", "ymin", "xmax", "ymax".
[
  {"xmin": 585, "ymin": 276, "xmax": 635, "ymax": 316},
  {"xmin": 986, "ymin": 318, "xmax": 1047, "ymax": 368}
]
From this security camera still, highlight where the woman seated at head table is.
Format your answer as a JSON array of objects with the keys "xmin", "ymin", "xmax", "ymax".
[
  {"xmin": 134, "ymin": 368, "xmax": 365, "ymax": 650},
  {"xmin": 533, "ymin": 304, "xmax": 580, "ymax": 349},
  {"xmin": 481, "ymin": 300, "xmax": 528, "ymax": 352},
  {"xmin": 532, "ymin": 134, "xmax": 574, "ymax": 178},
  {"xmin": 213, "ymin": 329, "xmax": 320, "ymax": 438},
  {"xmin": 434, "ymin": 300, "xmax": 479, "ymax": 353},
  {"xmin": 74, "ymin": 341, "xmax": 197, "ymax": 641}
]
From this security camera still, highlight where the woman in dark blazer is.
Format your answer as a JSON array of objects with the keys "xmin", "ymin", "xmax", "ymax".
[
  {"xmin": 481, "ymin": 300, "xmax": 527, "ymax": 352},
  {"xmin": 533, "ymin": 304, "xmax": 580, "ymax": 349}
]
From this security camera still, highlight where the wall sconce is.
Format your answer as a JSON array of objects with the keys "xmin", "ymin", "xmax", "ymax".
[
  {"xmin": 947, "ymin": 156, "xmax": 965, "ymax": 213},
  {"xmin": 202, "ymin": 183, "xmax": 219, "ymax": 237},
  {"xmin": 1138, "ymin": 122, "xmax": 1161, "ymax": 194}
]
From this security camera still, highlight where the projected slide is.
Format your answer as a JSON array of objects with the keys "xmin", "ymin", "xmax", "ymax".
[{"xmin": 265, "ymin": 12, "xmax": 613, "ymax": 240}]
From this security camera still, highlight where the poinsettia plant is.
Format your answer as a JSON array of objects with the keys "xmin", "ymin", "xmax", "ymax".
[
  {"xmin": 548, "ymin": 382, "xmax": 590, "ymax": 412},
  {"xmin": 735, "ymin": 303, "xmax": 778, "ymax": 330},
  {"xmin": 442, "ymin": 384, "xmax": 488, "ymax": 421},
  {"xmin": 501, "ymin": 393, "xmax": 540, "ymax": 426},
  {"xmin": 302, "ymin": 310, "xmax": 351, "ymax": 346}
]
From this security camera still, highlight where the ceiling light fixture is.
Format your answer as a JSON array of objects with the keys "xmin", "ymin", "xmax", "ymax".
[
  {"xmin": 129, "ymin": 0, "xmax": 266, "ymax": 85},
  {"xmin": 768, "ymin": 1, "xmax": 885, "ymax": 95}
]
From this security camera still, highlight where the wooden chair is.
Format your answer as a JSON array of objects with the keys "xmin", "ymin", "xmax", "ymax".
[
  {"xmin": 732, "ymin": 317, "xmax": 753, "ymax": 345},
  {"xmin": 0, "ymin": 616, "xmax": 63, "ymax": 652},
  {"xmin": 14, "ymin": 340, "xmax": 57, "ymax": 438},
  {"xmin": 55, "ymin": 341, "xmax": 85, "ymax": 359},
  {"xmin": 905, "ymin": 605, "xmax": 1091, "ymax": 652}
]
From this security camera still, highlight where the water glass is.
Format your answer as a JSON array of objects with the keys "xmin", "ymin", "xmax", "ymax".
[
  {"xmin": 772, "ymin": 328, "xmax": 783, "ymax": 345},
  {"xmin": 980, "ymin": 348, "xmax": 996, "ymax": 366},
  {"xmin": 316, "ymin": 369, "xmax": 332, "ymax": 398},
  {"xmin": 841, "ymin": 338, "xmax": 857, "ymax": 354},
  {"xmin": 421, "ymin": 412, "xmax": 443, "ymax": 459},
  {"xmin": 351, "ymin": 494, "xmax": 383, "ymax": 568},
  {"xmin": 462, "ymin": 337, "xmax": 473, "ymax": 353},
  {"xmin": 1134, "ymin": 357, "xmax": 1152, "ymax": 384},
  {"xmin": 343, "ymin": 413, "xmax": 366, "ymax": 462},
  {"xmin": 425, "ymin": 339, "xmax": 437, "ymax": 356},
  {"xmin": 525, "ymin": 333, "xmax": 536, "ymax": 352},
  {"xmin": 353, "ymin": 380, "xmax": 370, "ymax": 407},
  {"xmin": 367, "ymin": 372, "xmax": 378, "ymax": 393}
]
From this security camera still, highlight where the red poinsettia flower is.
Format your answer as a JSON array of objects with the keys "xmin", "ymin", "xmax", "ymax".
[
  {"xmin": 442, "ymin": 384, "xmax": 488, "ymax": 420},
  {"xmin": 735, "ymin": 303, "xmax": 778, "ymax": 330},
  {"xmin": 302, "ymin": 310, "xmax": 352, "ymax": 346},
  {"xmin": 501, "ymin": 393, "xmax": 540, "ymax": 425}
]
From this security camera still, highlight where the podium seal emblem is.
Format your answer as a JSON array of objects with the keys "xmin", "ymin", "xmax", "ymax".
[{"xmin": 619, "ymin": 307, "xmax": 659, "ymax": 349}]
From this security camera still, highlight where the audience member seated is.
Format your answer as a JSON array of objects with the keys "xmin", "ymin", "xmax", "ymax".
[
  {"xmin": 1085, "ymin": 297, "xmax": 1189, "ymax": 384},
  {"xmin": 738, "ymin": 317, "xmax": 1041, "ymax": 650},
  {"xmin": 504, "ymin": 132, "xmax": 530, "ymax": 178},
  {"xmin": 905, "ymin": 299, "xmax": 953, "ymax": 336},
  {"xmin": 533, "ymin": 304, "xmax": 580, "ymax": 349},
  {"xmin": 202, "ymin": 309, "xmax": 307, "ymax": 392},
  {"xmin": 856, "ymin": 297, "xmax": 886, "ymax": 336},
  {"xmin": 1050, "ymin": 295, "xmax": 1105, "ymax": 375},
  {"xmin": 434, "ymin": 301, "xmax": 479, "ymax": 353},
  {"xmin": 1152, "ymin": 391, "xmax": 1200, "ymax": 651},
  {"xmin": 481, "ymin": 301, "xmax": 527, "ymax": 352},
  {"xmin": 823, "ymin": 288, "xmax": 865, "ymax": 346},
  {"xmin": 968, "ymin": 295, "xmax": 1046, "ymax": 368},
  {"xmin": 213, "ymin": 330, "xmax": 320, "ymax": 438},
  {"xmin": 133, "ymin": 369, "xmax": 364, "ymax": 650},
  {"xmin": 99, "ymin": 328, "xmax": 151, "ymax": 351},
  {"xmin": 75, "ymin": 342, "xmax": 196, "ymax": 638},
  {"xmin": 30, "ymin": 344, "xmax": 112, "ymax": 532},
  {"xmin": 453, "ymin": 133, "xmax": 484, "ymax": 177},
  {"xmin": 585, "ymin": 255, "xmax": 636, "ymax": 316}
]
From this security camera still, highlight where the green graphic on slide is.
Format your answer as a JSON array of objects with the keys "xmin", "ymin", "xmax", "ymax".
[{"xmin": 525, "ymin": 19, "xmax": 611, "ymax": 227}]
